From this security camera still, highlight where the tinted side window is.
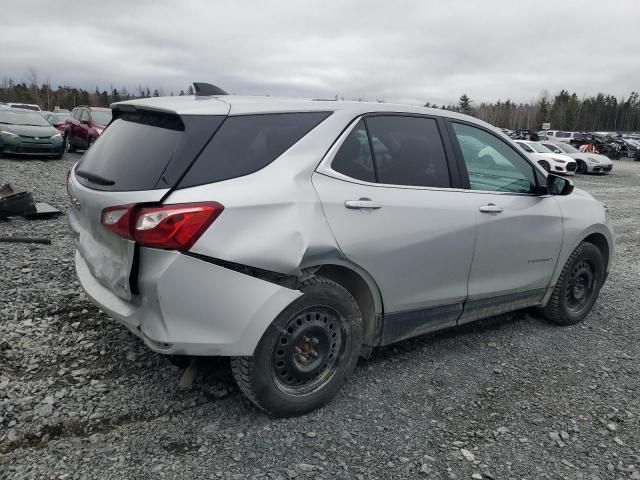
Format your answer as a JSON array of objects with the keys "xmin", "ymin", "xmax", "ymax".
[
  {"xmin": 179, "ymin": 112, "xmax": 331, "ymax": 188},
  {"xmin": 331, "ymin": 120, "xmax": 375, "ymax": 182},
  {"xmin": 452, "ymin": 122, "xmax": 536, "ymax": 194},
  {"xmin": 72, "ymin": 109, "xmax": 80, "ymax": 120},
  {"xmin": 80, "ymin": 110, "xmax": 89, "ymax": 121},
  {"xmin": 364, "ymin": 116, "xmax": 450, "ymax": 188}
]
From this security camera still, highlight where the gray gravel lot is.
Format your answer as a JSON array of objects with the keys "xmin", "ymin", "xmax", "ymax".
[{"xmin": 1, "ymin": 153, "xmax": 639, "ymax": 480}]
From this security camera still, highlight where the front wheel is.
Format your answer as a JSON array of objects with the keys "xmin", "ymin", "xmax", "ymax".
[
  {"xmin": 539, "ymin": 160, "xmax": 551, "ymax": 172},
  {"xmin": 231, "ymin": 276, "xmax": 362, "ymax": 417},
  {"xmin": 542, "ymin": 242, "xmax": 605, "ymax": 326},
  {"xmin": 576, "ymin": 161, "xmax": 587, "ymax": 174}
]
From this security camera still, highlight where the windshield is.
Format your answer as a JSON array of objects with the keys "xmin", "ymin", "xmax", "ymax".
[
  {"xmin": 9, "ymin": 104, "xmax": 40, "ymax": 111},
  {"xmin": 52, "ymin": 113, "xmax": 70, "ymax": 123},
  {"xmin": 556, "ymin": 143, "xmax": 578, "ymax": 153},
  {"xmin": 516, "ymin": 142, "xmax": 534, "ymax": 153},
  {"xmin": 529, "ymin": 142, "xmax": 553, "ymax": 153},
  {"xmin": 91, "ymin": 110, "xmax": 112, "ymax": 125},
  {"xmin": 556, "ymin": 132, "xmax": 571, "ymax": 138},
  {"xmin": 0, "ymin": 110, "xmax": 50, "ymax": 126}
]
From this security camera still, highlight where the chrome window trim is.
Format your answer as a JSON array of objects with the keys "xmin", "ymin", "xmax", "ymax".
[{"xmin": 316, "ymin": 115, "xmax": 548, "ymax": 197}]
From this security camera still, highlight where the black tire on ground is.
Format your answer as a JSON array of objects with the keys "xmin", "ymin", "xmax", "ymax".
[
  {"xmin": 87, "ymin": 137, "xmax": 95, "ymax": 150},
  {"xmin": 576, "ymin": 161, "xmax": 587, "ymax": 174},
  {"xmin": 231, "ymin": 276, "xmax": 362, "ymax": 417},
  {"xmin": 539, "ymin": 160, "xmax": 550, "ymax": 172},
  {"xmin": 65, "ymin": 134, "xmax": 76, "ymax": 153},
  {"xmin": 53, "ymin": 153, "xmax": 63, "ymax": 160},
  {"xmin": 167, "ymin": 355, "xmax": 192, "ymax": 368},
  {"xmin": 542, "ymin": 242, "xmax": 605, "ymax": 326}
]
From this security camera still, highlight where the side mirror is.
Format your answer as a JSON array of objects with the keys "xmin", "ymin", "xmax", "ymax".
[{"xmin": 547, "ymin": 174, "xmax": 574, "ymax": 196}]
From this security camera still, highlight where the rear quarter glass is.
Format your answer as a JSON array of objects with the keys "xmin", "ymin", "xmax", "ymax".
[{"xmin": 177, "ymin": 112, "xmax": 332, "ymax": 189}]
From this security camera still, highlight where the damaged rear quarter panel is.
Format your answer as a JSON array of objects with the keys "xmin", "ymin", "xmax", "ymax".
[{"xmin": 163, "ymin": 111, "xmax": 354, "ymax": 275}]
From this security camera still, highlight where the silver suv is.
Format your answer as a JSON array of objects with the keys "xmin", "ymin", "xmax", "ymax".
[{"xmin": 68, "ymin": 86, "xmax": 614, "ymax": 416}]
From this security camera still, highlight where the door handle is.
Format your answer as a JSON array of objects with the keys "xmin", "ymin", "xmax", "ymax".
[
  {"xmin": 479, "ymin": 203, "xmax": 503, "ymax": 213},
  {"xmin": 344, "ymin": 198, "xmax": 382, "ymax": 210}
]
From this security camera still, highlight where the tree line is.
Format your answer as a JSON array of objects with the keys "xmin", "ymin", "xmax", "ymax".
[
  {"xmin": 434, "ymin": 91, "xmax": 640, "ymax": 132},
  {"xmin": 1, "ymin": 73, "xmax": 194, "ymax": 111},
  {"xmin": 3, "ymin": 72, "xmax": 639, "ymax": 132}
]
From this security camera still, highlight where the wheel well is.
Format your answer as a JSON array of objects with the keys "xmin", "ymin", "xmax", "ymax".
[
  {"xmin": 583, "ymin": 233, "xmax": 609, "ymax": 270},
  {"xmin": 315, "ymin": 265, "xmax": 380, "ymax": 356}
]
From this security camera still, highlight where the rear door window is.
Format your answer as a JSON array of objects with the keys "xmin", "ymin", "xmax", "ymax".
[
  {"xmin": 178, "ymin": 112, "xmax": 331, "ymax": 188},
  {"xmin": 364, "ymin": 115, "xmax": 451, "ymax": 188}
]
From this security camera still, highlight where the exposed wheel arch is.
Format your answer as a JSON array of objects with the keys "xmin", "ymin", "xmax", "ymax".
[
  {"xmin": 312, "ymin": 263, "xmax": 383, "ymax": 357},
  {"xmin": 583, "ymin": 232, "xmax": 610, "ymax": 273}
]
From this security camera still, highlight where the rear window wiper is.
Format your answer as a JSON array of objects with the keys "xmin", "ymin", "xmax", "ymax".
[{"xmin": 75, "ymin": 170, "xmax": 115, "ymax": 186}]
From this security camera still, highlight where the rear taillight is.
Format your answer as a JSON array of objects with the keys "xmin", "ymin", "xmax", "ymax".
[{"xmin": 101, "ymin": 202, "xmax": 224, "ymax": 251}]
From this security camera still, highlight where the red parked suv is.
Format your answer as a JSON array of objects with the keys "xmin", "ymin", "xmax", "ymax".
[{"xmin": 64, "ymin": 106, "xmax": 112, "ymax": 152}]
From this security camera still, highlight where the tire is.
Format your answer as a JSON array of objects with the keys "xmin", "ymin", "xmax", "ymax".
[
  {"xmin": 539, "ymin": 160, "xmax": 550, "ymax": 172},
  {"xmin": 53, "ymin": 153, "xmax": 63, "ymax": 160},
  {"xmin": 542, "ymin": 242, "xmax": 604, "ymax": 326},
  {"xmin": 231, "ymin": 276, "xmax": 362, "ymax": 417},
  {"xmin": 87, "ymin": 137, "xmax": 95, "ymax": 150},
  {"xmin": 576, "ymin": 161, "xmax": 587, "ymax": 174},
  {"xmin": 65, "ymin": 134, "xmax": 76, "ymax": 153}
]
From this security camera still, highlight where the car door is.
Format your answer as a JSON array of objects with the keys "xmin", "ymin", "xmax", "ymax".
[
  {"xmin": 69, "ymin": 108, "xmax": 80, "ymax": 144},
  {"xmin": 78, "ymin": 109, "xmax": 90, "ymax": 147},
  {"xmin": 446, "ymin": 121, "xmax": 563, "ymax": 324},
  {"xmin": 313, "ymin": 114, "xmax": 480, "ymax": 344}
]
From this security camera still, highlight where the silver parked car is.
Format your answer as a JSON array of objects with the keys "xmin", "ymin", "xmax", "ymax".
[
  {"xmin": 68, "ymin": 86, "xmax": 614, "ymax": 416},
  {"xmin": 541, "ymin": 141, "xmax": 613, "ymax": 174}
]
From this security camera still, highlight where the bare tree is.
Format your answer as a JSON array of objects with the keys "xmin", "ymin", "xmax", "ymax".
[{"xmin": 25, "ymin": 67, "xmax": 40, "ymax": 106}]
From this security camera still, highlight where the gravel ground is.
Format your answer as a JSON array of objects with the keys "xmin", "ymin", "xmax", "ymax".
[{"xmin": 1, "ymin": 153, "xmax": 639, "ymax": 480}]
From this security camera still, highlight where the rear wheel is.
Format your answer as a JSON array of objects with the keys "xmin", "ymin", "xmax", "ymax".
[
  {"xmin": 231, "ymin": 276, "xmax": 362, "ymax": 417},
  {"xmin": 542, "ymin": 242, "xmax": 604, "ymax": 326},
  {"xmin": 65, "ymin": 134, "xmax": 76, "ymax": 153},
  {"xmin": 539, "ymin": 160, "xmax": 550, "ymax": 172}
]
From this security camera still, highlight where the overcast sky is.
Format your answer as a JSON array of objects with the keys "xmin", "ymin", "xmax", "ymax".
[{"xmin": 2, "ymin": 1, "xmax": 639, "ymax": 106}]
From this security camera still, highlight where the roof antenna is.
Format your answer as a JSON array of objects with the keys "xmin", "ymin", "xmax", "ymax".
[{"xmin": 193, "ymin": 82, "xmax": 228, "ymax": 96}]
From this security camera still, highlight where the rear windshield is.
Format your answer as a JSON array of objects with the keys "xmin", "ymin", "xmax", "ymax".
[
  {"xmin": 91, "ymin": 110, "xmax": 112, "ymax": 125},
  {"xmin": 75, "ymin": 111, "xmax": 185, "ymax": 191},
  {"xmin": 178, "ymin": 112, "xmax": 331, "ymax": 188}
]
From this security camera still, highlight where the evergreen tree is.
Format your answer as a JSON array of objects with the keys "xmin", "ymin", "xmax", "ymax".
[
  {"xmin": 458, "ymin": 94, "xmax": 473, "ymax": 114},
  {"xmin": 153, "ymin": 89, "xmax": 160, "ymax": 97},
  {"xmin": 536, "ymin": 97, "xmax": 549, "ymax": 129},
  {"xmin": 179, "ymin": 89, "xmax": 185, "ymax": 96},
  {"xmin": 186, "ymin": 85, "xmax": 195, "ymax": 96}
]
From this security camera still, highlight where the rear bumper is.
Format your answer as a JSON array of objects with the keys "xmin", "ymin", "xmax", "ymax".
[{"xmin": 75, "ymin": 248, "xmax": 301, "ymax": 356}]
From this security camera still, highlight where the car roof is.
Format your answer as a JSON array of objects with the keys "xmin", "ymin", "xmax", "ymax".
[{"xmin": 112, "ymin": 95, "xmax": 494, "ymax": 128}]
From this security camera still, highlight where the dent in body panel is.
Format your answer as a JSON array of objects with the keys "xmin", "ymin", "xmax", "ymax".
[{"xmin": 163, "ymin": 112, "xmax": 352, "ymax": 276}]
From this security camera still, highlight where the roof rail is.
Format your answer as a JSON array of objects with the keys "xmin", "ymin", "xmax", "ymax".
[{"xmin": 193, "ymin": 82, "xmax": 228, "ymax": 96}]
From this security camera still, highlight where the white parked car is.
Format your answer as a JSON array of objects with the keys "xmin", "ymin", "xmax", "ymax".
[
  {"xmin": 514, "ymin": 140, "xmax": 577, "ymax": 175},
  {"xmin": 541, "ymin": 142, "xmax": 613, "ymax": 174},
  {"xmin": 537, "ymin": 131, "xmax": 578, "ymax": 143}
]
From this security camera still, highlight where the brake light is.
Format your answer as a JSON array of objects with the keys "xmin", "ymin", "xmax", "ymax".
[{"xmin": 101, "ymin": 202, "xmax": 224, "ymax": 251}]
